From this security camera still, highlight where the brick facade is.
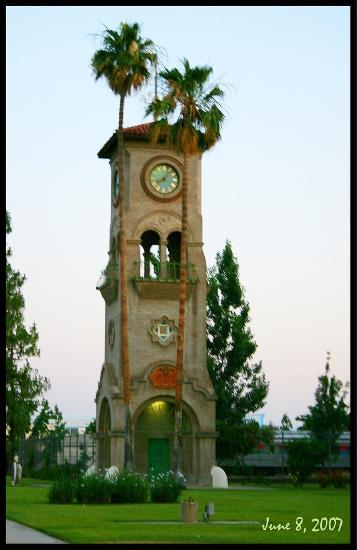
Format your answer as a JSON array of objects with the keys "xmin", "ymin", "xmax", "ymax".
[{"xmin": 95, "ymin": 133, "xmax": 217, "ymax": 484}]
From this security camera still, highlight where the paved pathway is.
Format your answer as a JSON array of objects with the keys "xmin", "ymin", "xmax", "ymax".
[
  {"xmin": 187, "ymin": 485, "xmax": 275, "ymax": 491},
  {"xmin": 6, "ymin": 519, "xmax": 66, "ymax": 544}
]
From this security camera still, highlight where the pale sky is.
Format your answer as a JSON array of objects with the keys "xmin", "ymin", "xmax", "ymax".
[{"xmin": 6, "ymin": 6, "xmax": 350, "ymax": 428}]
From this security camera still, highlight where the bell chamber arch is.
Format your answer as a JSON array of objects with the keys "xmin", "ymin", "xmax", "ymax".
[{"xmin": 133, "ymin": 398, "xmax": 194, "ymax": 477}]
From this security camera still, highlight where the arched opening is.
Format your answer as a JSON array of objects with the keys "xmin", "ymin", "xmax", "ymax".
[
  {"xmin": 167, "ymin": 232, "xmax": 181, "ymax": 280},
  {"xmin": 98, "ymin": 398, "xmax": 111, "ymax": 469},
  {"xmin": 140, "ymin": 230, "xmax": 161, "ymax": 279},
  {"xmin": 134, "ymin": 399, "xmax": 193, "ymax": 477}
]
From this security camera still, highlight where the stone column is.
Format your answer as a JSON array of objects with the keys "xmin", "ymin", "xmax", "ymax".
[
  {"xmin": 160, "ymin": 240, "xmax": 168, "ymax": 279},
  {"xmin": 95, "ymin": 433, "xmax": 104, "ymax": 471},
  {"xmin": 110, "ymin": 431, "xmax": 125, "ymax": 470},
  {"xmin": 143, "ymin": 247, "xmax": 151, "ymax": 278}
]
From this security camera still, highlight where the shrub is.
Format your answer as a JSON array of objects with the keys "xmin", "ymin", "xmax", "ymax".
[
  {"xmin": 329, "ymin": 469, "xmax": 347, "ymax": 488},
  {"xmin": 342, "ymin": 470, "xmax": 350, "ymax": 484},
  {"xmin": 150, "ymin": 471, "xmax": 184, "ymax": 503},
  {"xmin": 48, "ymin": 476, "xmax": 75, "ymax": 504},
  {"xmin": 253, "ymin": 473, "xmax": 271, "ymax": 486},
  {"xmin": 54, "ymin": 462, "xmax": 82, "ymax": 480},
  {"xmin": 315, "ymin": 469, "xmax": 348, "ymax": 488},
  {"xmin": 75, "ymin": 473, "xmax": 111, "ymax": 504},
  {"xmin": 216, "ymin": 458, "xmax": 241, "ymax": 477},
  {"xmin": 28, "ymin": 467, "xmax": 52, "ymax": 480},
  {"xmin": 110, "ymin": 470, "xmax": 149, "ymax": 503},
  {"xmin": 286, "ymin": 439, "xmax": 325, "ymax": 486},
  {"xmin": 288, "ymin": 472, "xmax": 302, "ymax": 487},
  {"xmin": 315, "ymin": 470, "xmax": 330, "ymax": 488},
  {"xmin": 29, "ymin": 461, "xmax": 82, "ymax": 481}
]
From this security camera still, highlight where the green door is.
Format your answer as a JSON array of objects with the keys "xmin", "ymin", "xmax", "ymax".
[{"xmin": 148, "ymin": 438, "xmax": 169, "ymax": 476}]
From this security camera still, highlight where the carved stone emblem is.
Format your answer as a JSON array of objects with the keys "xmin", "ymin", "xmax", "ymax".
[
  {"xmin": 149, "ymin": 316, "xmax": 177, "ymax": 346},
  {"xmin": 149, "ymin": 366, "xmax": 176, "ymax": 389}
]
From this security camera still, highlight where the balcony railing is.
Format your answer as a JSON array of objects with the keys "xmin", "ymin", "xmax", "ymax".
[
  {"xmin": 96, "ymin": 260, "xmax": 199, "ymax": 302},
  {"xmin": 134, "ymin": 260, "xmax": 199, "ymax": 283}
]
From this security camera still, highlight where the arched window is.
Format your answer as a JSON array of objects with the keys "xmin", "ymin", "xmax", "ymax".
[
  {"xmin": 98, "ymin": 398, "xmax": 111, "ymax": 469},
  {"xmin": 140, "ymin": 230, "xmax": 160, "ymax": 279}
]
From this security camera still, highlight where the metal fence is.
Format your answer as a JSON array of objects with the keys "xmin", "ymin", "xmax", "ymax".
[{"xmin": 18, "ymin": 433, "xmax": 96, "ymax": 472}]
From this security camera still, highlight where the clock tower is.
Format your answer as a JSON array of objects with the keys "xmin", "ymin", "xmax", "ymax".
[{"xmin": 95, "ymin": 123, "xmax": 216, "ymax": 484}]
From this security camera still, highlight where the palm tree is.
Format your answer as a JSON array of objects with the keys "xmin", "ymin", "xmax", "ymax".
[
  {"xmin": 146, "ymin": 59, "xmax": 225, "ymax": 474},
  {"xmin": 91, "ymin": 22, "xmax": 157, "ymax": 471}
]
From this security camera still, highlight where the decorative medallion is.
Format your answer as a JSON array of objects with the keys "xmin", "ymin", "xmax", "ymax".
[
  {"xmin": 149, "ymin": 316, "xmax": 177, "ymax": 347},
  {"xmin": 108, "ymin": 319, "xmax": 115, "ymax": 349},
  {"xmin": 149, "ymin": 366, "xmax": 176, "ymax": 389}
]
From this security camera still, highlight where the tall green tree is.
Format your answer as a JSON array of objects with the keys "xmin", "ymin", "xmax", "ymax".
[
  {"xmin": 286, "ymin": 438, "xmax": 326, "ymax": 486},
  {"xmin": 296, "ymin": 355, "xmax": 349, "ymax": 471},
  {"xmin": 91, "ymin": 22, "xmax": 157, "ymax": 470},
  {"xmin": 216, "ymin": 420, "xmax": 275, "ymax": 473},
  {"xmin": 260, "ymin": 423, "xmax": 276, "ymax": 452},
  {"xmin": 216, "ymin": 420, "xmax": 260, "ymax": 460},
  {"xmin": 85, "ymin": 418, "xmax": 97, "ymax": 435},
  {"xmin": 279, "ymin": 413, "xmax": 293, "ymax": 481},
  {"xmin": 30, "ymin": 400, "xmax": 67, "ymax": 471},
  {"xmin": 146, "ymin": 58, "xmax": 225, "ymax": 474},
  {"xmin": 6, "ymin": 211, "xmax": 50, "ymax": 461},
  {"xmin": 31, "ymin": 399, "xmax": 67, "ymax": 439},
  {"xmin": 207, "ymin": 241, "xmax": 269, "ymax": 458}
]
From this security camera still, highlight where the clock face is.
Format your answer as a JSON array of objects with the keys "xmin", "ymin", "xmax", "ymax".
[
  {"xmin": 149, "ymin": 164, "xmax": 179, "ymax": 195},
  {"xmin": 112, "ymin": 168, "xmax": 119, "ymax": 201},
  {"xmin": 141, "ymin": 156, "xmax": 183, "ymax": 201},
  {"xmin": 108, "ymin": 319, "xmax": 115, "ymax": 349}
]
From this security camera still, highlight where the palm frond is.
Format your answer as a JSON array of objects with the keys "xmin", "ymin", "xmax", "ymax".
[
  {"xmin": 148, "ymin": 119, "xmax": 170, "ymax": 145},
  {"xmin": 91, "ymin": 22, "xmax": 157, "ymax": 97},
  {"xmin": 146, "ymin": 57, "xmax": 226, "ymax": 155}
]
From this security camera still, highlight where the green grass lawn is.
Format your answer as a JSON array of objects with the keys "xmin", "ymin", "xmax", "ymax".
[{"xmin": 6, "ymin": 477, "xmax": 350, "ymax": 544}]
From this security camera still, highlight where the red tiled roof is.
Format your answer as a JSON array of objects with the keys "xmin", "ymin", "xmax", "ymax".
[
  {"xmin": 123, "ymin": 123, "xmax": 151, "ymax": 137},
  {"xmin": 98, "ymin": 123, "xmax": 152, "ymax": 158}
]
